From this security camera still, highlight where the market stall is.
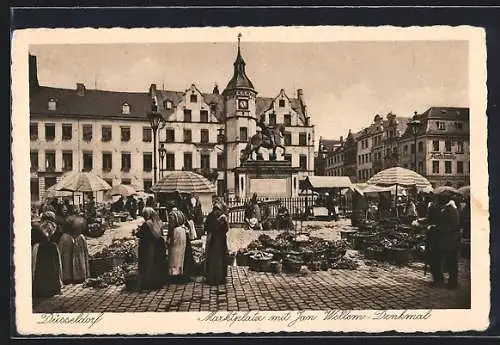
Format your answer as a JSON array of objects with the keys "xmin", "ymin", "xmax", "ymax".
[{"xmin": 300, "ymin": 176, "xmax": 353, "ymax": 218}]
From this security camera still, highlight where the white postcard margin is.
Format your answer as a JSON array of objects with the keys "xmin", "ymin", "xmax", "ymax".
[{"xmin": 11, "ymin": 26, "xmax": 490, "ymax": 335}]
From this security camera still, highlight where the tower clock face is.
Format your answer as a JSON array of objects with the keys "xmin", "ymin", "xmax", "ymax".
[{"xmin": 238, "ymin": 99, "xmax": 249, "ymax": 110}]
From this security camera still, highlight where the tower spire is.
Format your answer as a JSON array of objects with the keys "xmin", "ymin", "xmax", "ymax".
[
  {"xmin": 223, "ymin": 32, "xmax": 255, "ymax": 94},
  {"xmin": 237, "ymin": 33, "xmax": 242, "ymax": 54}
]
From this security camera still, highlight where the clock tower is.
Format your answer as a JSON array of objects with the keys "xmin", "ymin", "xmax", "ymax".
[{"xmin": 222, "ymin": 34, "xmax": 258, "ymax": 196}]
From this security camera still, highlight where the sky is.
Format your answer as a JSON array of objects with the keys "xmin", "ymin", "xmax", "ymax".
[{"xmin": 30, "ymin": 41, "xmax": 468, "ymax": 146}]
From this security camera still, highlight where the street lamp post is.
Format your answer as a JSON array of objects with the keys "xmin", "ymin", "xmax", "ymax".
[
  {"xmin": 147, "ymin": 100, "xmax": 165, "ymax": 184},
  {"xmin": 158, "ymin": 143, "xmax": 166, "ymax": 179},
  {"xmin": 408, "ymin": 112, "xmax": 421, "ymax": 173},
  {"xmin": 217, "ymin": 128, "xmax": 227, "ymax": 199}
]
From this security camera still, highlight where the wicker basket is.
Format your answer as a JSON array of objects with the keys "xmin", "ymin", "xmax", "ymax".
[
  {"xmin": 364, "ymin": 247, "xmax": 385, "ymax": 261},
  {"xmin": 309, "ymin": 261, "xmax": 321, "ymax": 271},
  {"xmin": 259, "ymin": 259, "xmax": 272, "ymax": 272},
  {"xmin": 89, "ymin": 257, "xmax": 113, "ymax": 278},
  {"xmin": 384, "ymin": 247, "xmax": 411, "ymax": 266},
  {"xmin": 270, "ymin": 261, "xmax": 283, "ymax": 274},
  {"xmin": 236, "ymin": 252, "xmax": 249, "ymax": 266},
  {"xmin": 284, "ymin": 259, "xmax": 303, "ymax": 273}
]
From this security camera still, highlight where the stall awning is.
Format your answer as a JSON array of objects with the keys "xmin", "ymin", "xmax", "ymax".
[{"xmin": 302, "ymin": 176, "xmax": 353, "ymax": 191}]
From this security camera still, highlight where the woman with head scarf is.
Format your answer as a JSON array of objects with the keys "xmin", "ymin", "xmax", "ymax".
[
  {"xmin": 58, "ymin": 215, "xmax": 90, "ymax": 284},
  {"xmin": 135, "ymin": 207, "xmax": 166, "ymax": 289},
  {"xmin": 32, "ymin": 211, "xmax": 63, "ymax": 297},
  {"xmin": 204, "ymin": 200, "xmax": 229, "ymax": 285},
  {"xmin": 166, "ymin": 202, "xmax": 188, "ymax": 283}
]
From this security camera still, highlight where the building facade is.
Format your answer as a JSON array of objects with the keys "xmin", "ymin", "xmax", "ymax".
[
  {"xmin": 324, "ymin": 130, "xmax": 357, "ymax": 182},
  {"xmin": 398, "ymin": 107, "xmax": 470, "ymax": 188},
  {"xmin": 29, "ymin": 40, "xmax": 315, "ymax": 201},
  {"xmin": 314, "ymin": 137, "xmax": 341, "ymax": 176}
]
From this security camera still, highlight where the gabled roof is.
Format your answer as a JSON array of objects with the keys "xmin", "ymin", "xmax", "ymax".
[
  {"xmin": 302, "ymin": 176, "xmax": 353, "ymax": 190},
  {"xmin": 400, "ymin": 107, "xmax": 469, "ymax": 138},
  {"xmin": 30, "ymin": 86, "xmax": 152, "ymax": 119},
  {"xmin": 254, "ymin": 96, "xmax": 306, "ymax": 124}
]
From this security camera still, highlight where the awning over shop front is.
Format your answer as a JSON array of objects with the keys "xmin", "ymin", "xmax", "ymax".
[{"xmin": 301, "ymin": 176, "xmax": 353, "ymax": 191}]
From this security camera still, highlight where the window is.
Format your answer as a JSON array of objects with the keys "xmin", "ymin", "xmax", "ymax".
[
  {"xmin": 269, "ymin": 113, "xmax": 277, "ymax": 126},
  {"xmin": 30, "ymin": 151, "xmax": 38, "ymax": 171},
  {"xmin": 299, "ymin": 155, "xmax": 307, "ymax": 170},
  {"xmin": 121, "ymin": 127, "xmax": 131, "ymax": 142},
  {"xmin": 45, "ymin": 123, "xmax": 55, "ymax": 141},
  {"xmin": 418, "ymin": 161, "xmax": 424, "ymax": 173},
  {"xmin": 217, "ymin": 154, "xmax": 224, "ymax": 170},
  {"xmin": 200, "ymin": 110, "xmax": 209, "ymax": 123},
  {"xmin": 164, "ymin": 100, "xmax": 173, "ymax": 110},
  {"xmin": 190, "ymin": 94, "xmax": 197, "ymax": 103},
  {"xmin": 445, "ymin": 140, "xmax": 452, "ymax": 152},
  {"xmin": 403, "ymin": 145, "xmax": 408, "ymax": 155},
  {"xmin": 457, "ymin": 161, "xmax": 464, "ymax": 174},
  {"xmin": 437, "ymin": 121, "xmax": 446, "ymax": 130},
  {"xmin": 411, "ymin": 143, "xmax": 416, "ymax": 154},
  {"xmin": 184, "ymin": 109, "xmax": 192, "ymax": 122},
  {"xmin": 30, "ymin": 122, "xmax": 38, "ymax": 140},
  {"xmin": 45, "ymin": 177, "xmax": 57, "ymax": 189},
  {"xmin": 456, "ymin": 141, "xmax": 464, "ymax": 154},
  {"xmin": 45, "ymin": 151, "xmax": 56, "ymax": 171},
  {"xmin": 418, "ymin": 141, "xmax": 424, "ymax": 152},
  {"xmin": 299, "ymin": 133, "xmax": 307, "ymax": 146},
  {"xmin": 455, "ymin": 121, "xmax": 463, "ymax": 130},
  {"xmin": 432, "ymin": 161, "xmax": 439, "ymax": 174},
  {"xmin": 358, "ymin": 171, "xmax": 362, "ymax": 180},
  {"xmin": 121, "ymin": 103, "xmax": 130, "ymax": 115},
  {"xmin": 200, "ymin": 129, "xmax": 209, "ymax": 143},
  {"xmin": 121, "ymin": 179, "xmax": 131, "ymax": 185},
  {"xmin": 142, "ymin": 127, "xmax": 152, "ymax": 142},
  {"xmin": 445, "ymin": 161, "xmax": 452, "ymax": 174},
  {"xmin": 143, "ymin": 179, "xmax": 152, "ymax": 193},
  {"xmin": 284, "ymin": 154, "xmax": 292, "ymax": 162},
  {"xmin": 101, "ymin": 125, "xmax": 112, "ymax": 142},
  {"xmin": 62, "ymin": 124, "xmax": 72, "ymax": 141},
  {"xmin": 165, "ymin": 153, "xmax": 175, "ymax": 171},
  {"xmin": 279, "ymin": 99, "xmax": 285, "ymax": 107},
  {"xmin": 183, "ymin": 153, "xmax": 193, "ymax": 170},
  {"xmin": 143, "ymin": 152, "xmax": 152, "ymax": 172},
  {"xmin": 239, "ymin": 127, "xmax": 248, "ymax": 142},
  {"xmin": 62, "ymin": 151, "xmax": 73, "ymax": 171},
  {"xmin": 165, "ymin": 129, "xmax": 175, "ymax": 143},
  {"xmin": 82, "ymin": 125, "xmax": 92, "ymax": 141},
  {"xmin": 432, "ymin": 140, "xmax": 440, "ymax": 152},
  {"xmin": 201, "ymin": 153, "xmax": 210, "ymax": 169},
  {"xmin": 284, "ymin": 132, "xmax": 292, "ymax": 146},
  {"xmin": 102, "ymin": 152, "xmax": 112, "ymax": 172},
  {"xmin": 183, "ymin": 129, "xmax": 192, "ymax": 143},
  {"xmin": 48, "ymin": 98, "xmax": 56, "ymax": 111},
  {"xmin": 31, "ymin": 179, "xmax": 39, "ymax": 202},
  {"xmin": 83, "ymin": 151, "xmax": 93, "ymax": 171},
  {"xmin": 284, "ymin": 114, "xmax": 291, "ymax": 126},
  {"xmin": 121, "ymin": 152, "xmax": 131, "ymax": 172}
]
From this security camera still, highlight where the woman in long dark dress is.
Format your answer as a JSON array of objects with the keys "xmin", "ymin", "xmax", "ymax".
[
  {"xmin": 32, "ymin": 211, "xmax": 63, "ymax": 298},
  {"xmin": 204, "ymin": 201, "xmax": 229, "ymax": 285},
  {"xmin": 135, "ymin": 207, "xmax": 166, "ymax": 290},
  {"xmin": 58, "ymin": 215, "xmax": 90, "ymax": 284}
]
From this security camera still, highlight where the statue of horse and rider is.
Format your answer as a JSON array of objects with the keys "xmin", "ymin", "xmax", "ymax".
[{"xmin": 240, "ymin": 117, "xmax": 286, "ymax": 164}]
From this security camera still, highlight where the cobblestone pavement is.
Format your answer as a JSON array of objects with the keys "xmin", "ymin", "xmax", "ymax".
[{"xmin": 33, "ymin": 259, "xmax": 470, "ymax": 313}]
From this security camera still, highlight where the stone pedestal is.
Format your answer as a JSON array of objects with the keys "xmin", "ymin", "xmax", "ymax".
[{"xmin": 233, "ymin": 160, "xmax": 301, "ymax": 199}]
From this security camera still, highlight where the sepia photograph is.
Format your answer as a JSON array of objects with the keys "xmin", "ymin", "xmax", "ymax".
[{"xmin": 11, "ymin": 26, "xmax": 489, "ymax": 334}]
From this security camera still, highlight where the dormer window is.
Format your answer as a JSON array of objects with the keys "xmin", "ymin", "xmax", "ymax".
[
  {"xmin": 190, "ymin": 94, "xmax": 197, "ymax": 103},
  {"xmin": 164, "ymin": 100, "xmax": 173, "ymax": 110},
  {"xmin": 279, "ymin": 99, "xmax": 285, "ymax": 107},
  {"xmin": 48, "ymin": 98, "xmax": 56, "ymax": 111},
  {"xmin": 122, "ymin": 103, "xmax": 130, "ymax": 115}
]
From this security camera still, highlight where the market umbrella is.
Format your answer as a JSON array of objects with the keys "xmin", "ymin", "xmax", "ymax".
[
  {"xmin": 54, "ymin": 171, "xmax": 112, "ymax": 193},
  {"xmin": 107, "ymin": 184, "xmax": 137, "ymax": 197},
  {"xmin": 151, "ymin": 170, "xmax": 216, "ymax": 194},
  {"xmin": 433, "ymin": 185, "xmax": 461, "ymax": 197},
  {"xmin": 367, "ymin": 167, "xmax": 432, "ymax": 189},
  {"xmin": 43, "ymin": 184, "xmax": 73, "ymax": 199},
  {"xmin": 458, "ymin": 185, "xmax": 470, "ymax": 197}
]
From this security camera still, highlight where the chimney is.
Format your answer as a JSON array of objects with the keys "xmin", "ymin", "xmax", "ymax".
[
  {"xmin": 297, "ymin": 89, "xmax": 304, "ymax": 102},
  {"xmin": 76, "ymin": 83, "xmax": 86, "ymax": 96},
  {"xmin": 340, "ymin": 136, "xmax": 344, "ymax": 143},
  {"xmin": 29, "ymin": 54, "xmax": 39, "ymax": 89},
  {"xmin": 213, "ymin": 84, "xmax": 220, "ymax": 95},
  {"xmin": 149, "ymin": 83, "xmax": 157, "ymax": 98}
]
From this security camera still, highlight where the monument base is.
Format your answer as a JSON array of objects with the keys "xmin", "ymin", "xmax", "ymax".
[{"xmin": 233, "ymin": 160, "xmax": 301, "ymax": 199}]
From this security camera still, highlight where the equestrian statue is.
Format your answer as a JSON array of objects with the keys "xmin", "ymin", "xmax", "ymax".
[{"xmin": 240, "ymin": 116, "xmax": 286, "ymax": 164}]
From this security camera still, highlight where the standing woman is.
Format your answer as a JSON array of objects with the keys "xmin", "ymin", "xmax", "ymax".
[
  {"xmin": 204, "ymin": 201, "xmax": 229, "ymax": 285},
  {"xmin": 135, "ymin": 207, "xmax": 166, "ymax": 289},
  {"xmin": 58, "ymin": 215, "xmax": 90, "ymax": 284},
  {"xmin": 32, "ymin": 211, "xmax": 63, "ymax": 298},
  {"xmin": 166, "ymin": 203, "xmax": 188, "ymax": 283}
]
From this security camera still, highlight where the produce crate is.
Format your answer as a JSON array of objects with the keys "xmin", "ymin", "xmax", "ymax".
[
  {"xmin": 384, "ymin": 247, "xmax": 411, "ymax": 266},
  {"xmin": 89, "ymin": 257, "xmax": 113, "ymax": 278}
]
